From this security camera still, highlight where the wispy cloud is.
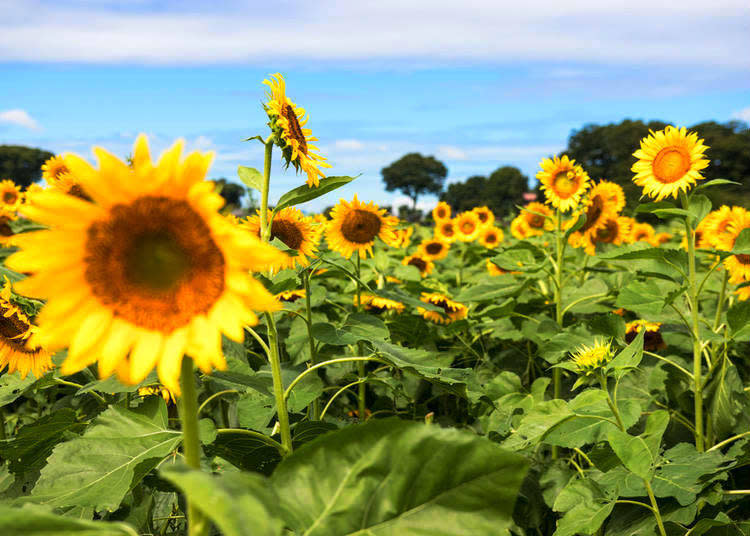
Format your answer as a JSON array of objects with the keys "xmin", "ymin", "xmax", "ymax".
[
  {"xmin": 1, "ymin": 1, "xmax": 747, "ymax": 66},
  {"xmin": 0, "ymin": 109, "xmax": 41, "ymax": 130},
  {"xmin": 732, "ymin": 106, "xmax": 750, "ymax": 123}
]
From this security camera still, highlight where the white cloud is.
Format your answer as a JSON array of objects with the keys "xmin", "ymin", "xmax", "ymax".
[
  {"xmin": 0, "ymin": 109, "xmax": 41, "ymax": 130},
  {"xmin": 732, "ymin": 106, "xmax": 750, "ymax": 123},
  {"xmin": 0, "ymin": 1, "xmax": 747, "ymax": 66},
  {"xmin": 333, "ymin": 139, "xmax": 365, "ymax": 151},
  {"xmin": 437, "ymin": 145, "xmax": 467, "ymax": 160}
]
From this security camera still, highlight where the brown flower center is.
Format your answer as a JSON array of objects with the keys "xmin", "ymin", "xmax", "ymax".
[
  {"xmin": 67, "ymin": 184, "xmax": 92, "ymax": 202},
  {"xmin": 736, "ymin": 254, "xmax": 750, "ymax": 265},
  {"xmin": 653, "ymin": 146, "xmax": 690, "ymax": 184},
  {"xmin": 0, "ymin": 304, "xmax": 37, "ymax": 354},
  {"xmin": 436, "ymin": 207, "xmax": 447, "ymax": 219},
  {"xmin": 408, "ymin": 257, "xmax": 427, "ymax": 272},
  {"xmin": 281, "ymin": 104, "xmax": 308, "ymax": 155},
  {"xmin": 425, "ymin": 242, "xmax": 443, "ymax": 255},
  {"xmin": 484, "ymin": 232, "xmax": 498, "ymax": 244},
  {"xmin": 441, "ymin": 223, "xmax": 455, "ymax": 237},
  {"xmin": 270, "ymin": 218, "xmax": 304, "ymax": 250},
  {"xmin": 460, "ymin": 221, "xmax": 476, "ymax": 234},
  {"xmin": 476, "ymin": 211, "xmax": 489, "ymax": 223},
  {"xmin": 3, "ymin": 191, "xmax": 18, "ymax": 204},
  {"xmin": 84, "ymin": 196, "xmax": 225, "ymax": 332},
  {"xmin": 595, "ymin": 220, "xmax": 618, "ymax": 243},
  {"xmin": 341, "ymin": 209, "xmax": 382, "ymax": 244}
]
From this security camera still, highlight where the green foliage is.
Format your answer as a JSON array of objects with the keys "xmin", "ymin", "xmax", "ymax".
[
  {"xmin": 440, "ymin": 166, "xmax": 530, "ymax": 219},
  {"xmin": 0, "ymin": 145, "xmax": 54, "ymax": 188},
  {"xmin": 381, "ymin": 153, "xmax": 447, "ymax": 208}
]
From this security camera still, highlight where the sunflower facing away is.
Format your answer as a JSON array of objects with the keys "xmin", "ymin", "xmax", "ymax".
[
  {"xmin": 264, "ymin": 73, "xmax": 331, "ymax": 187},
  {"xmin": 402, "ymin": 254, "xmax": 434, "ymax": 277},
  {"xmin": 0, "ymin": 277, "xmax": 52, "ymax": 379},
  {"xmin": 418, "ymin": 292, "xmax": 468, "ymax": 324},
  {"xmin": 359, "ymin": 293, "xmax": 404, "ymax": 314},
  {"xmin": 434, "ymin": 219, "xmax": 458, "ymax": 243},
  {"xmin": 454, "ymin": 211, "xmax": 481, "ymax": 242},
  {"xmin": 571, "ymin": 340, "xmax": 612, "ymax": 376},
  {"xmin": 584, "ymin": 216, "xmax": 632, "ymax": 255},
  {"xmin": 479, "ymin": 226, "xmax": 503, "ymax": 248},
  {"xmin": 632, "ymin": 125, "xmax": 709, "ymax": 201},
  {"xmin": 8, "ymin": 135, "xmax": 287, "ymax": 394},
  {"xmin": 243, "ymin": 207, "xmax": 319, "ymax": 270},
  {"xmin": 0, "ymin": 180, "xmax": 23, "ymax": 214},
  {"xmin": 326, "ymin": 195, "xmax": 397, "ymax": 259},
  {"xmin": 417, "ymin": 238, "xmax": 450, "ymax": 260},
  {"xmin": 536, "ymin": 155, "xmax": 590, "ymax": 212},
  {"xmin": 432, "ymin": 201, "xmax": 451, "ymax": 222},
  {"xmin": 625, "ymin": 319, "xmax": 666, "ymax": 351}
]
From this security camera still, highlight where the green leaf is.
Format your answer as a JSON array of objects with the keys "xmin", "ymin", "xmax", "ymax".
[
  {"xmin": 236, "ymin": 165, "xmax": 264, "ymax": 192},
  {"xmin": 0, "ymin": 371, "xmax": 39, "ymax": 406},
  {"xmin": 688, "ymin": 194, "xmax": 711, "ymax": 227},
  {"xmin": 160, "ymin": 464, "xmax": 284, "ymax": 536},
  {"xmin": 502, "ymin": 399, "xmax": 573, "ymax": 450},
  {"xmin": 731, "ymin": 228, "xmax": 750, "ymax": 256},
  {"xmin": 651, "ymin": 443, "xmax": 729, "ymax": 505},
  {"xmin": 561, "ymin": 278, "xmax": 609, "ymax": 314},
  {"xmin": 0, "ymin": 505, "xmax": 138, "ymax": 535},
  {"xmin": 312, "ymin": 313, "xmax": 388, "ymax": 346},
  {"xmin": 270, "ymin": 419, "xmax": 529, "ymax": 535},
  {"xmin": 692, "ymin": 178, "xmax": 741, "ymax": 193},
  {"xmin": 28, "ymin": 398, "xmax": 181, "ymax": 511},
  {"xmin": 727, "ymin": 300, "xmax": 750, "ymax": 340},
  {"xmin": 615, "ymin": 280, "xmax": 666, "ymax": 316},
  {"xmin": 205, "ymin": 431, "xmax": 281, "ymax": 475},
  {"xmin": 706, "ymin": 357, "xmax": 747, "ymax": 439},
  {"xmin": 198, "ymin": 418, "xmax": 217, "ymax": 445},
  {"xmin": 606, "ymin": 428, "xmax": 654, "ymax": 480},
  {"xmin": 552, "ymin": 479, "xmax": 615, "ymax": 536},
  {"xmin": 605, "ymin": 330, "xmax": 644, "ymax": 379},
  {"xmin": 274, "ymin": 175, "xmax": 355, "ymax": 213}
]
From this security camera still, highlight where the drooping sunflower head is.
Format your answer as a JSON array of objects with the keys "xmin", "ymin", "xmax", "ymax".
[
  {"xmin": 434, "ymin": 219, "xmax": 458, "ymax": 243},
  {"xmin": 715, "ymin": 208, "xmax": 750, "ymax": 284},
  {"xmin": 417, "ymin": 238, "xmax": 450, "ymax": 260},
  {"xmin": 625, "ymin": 319, "xmax": 666, "ymax": 351},
  {"xmin": 392, "ymin": 226, "xmax": 414, "ymax": 248},
  {"xmin": 578, "ymin": 181, "xmax": 622, "ymax": 235},
  {"xmin": 472, "ymin": 206, "xmax": 495, "ymax": 228},
  {"xmin": 432, "ymin": 201, "xmax": 452, "ymax": 222},
  {"xmin": 9, "ymin": 135, "xmax": 287, "ymax": 394},
  {"xmin": 521, "ymin": 202, "xmax": 553, "ymax": 236},
  {"xmin": 402, "ymin": 253, "xmax": 434, "ymax": 277},
  {"xmin": 263, "ymin": 73, "xmax": 331, "ymax": 188},
  {"xmin": 632, "ymin": 125, "xmax": 709, "ymax": 201},
  {"xmin": 242, "ymin": 207, "xmax": 319, "ymax": 270},
  {"xmin": 454, "ymin": 211, "xmax": 481, "ymax": 242},
  {"xmin": 418, "ymin": 292, "xmax": 468, "ymax": 324},
  {"xmin": 0, "ymin": 180, "xmax": 23, "ymax": 213},
  {"xmin": 276, "ymin": 289, "xmax": 306, "ymax": 303},
  {"xmin": 0, "ymin": 278, "xmax": 53, "ymax": 379},
  {"xmin": 571, "ymin": 339, "xmax": 612, "ymax": 376},
  {"xmin": 536, "ymin": 155, "xmax": 590, "ymax": 212},
  {"xmin": 359, "ymin": 293, "xmax": 404, "ymax": 314},
  {"xmin": 479, "ymin": 226, "xmax": 504, "ymax": 248},
  {"xmin": 326, "ymin": 195, "xmax": 397, "ymax": 259}
]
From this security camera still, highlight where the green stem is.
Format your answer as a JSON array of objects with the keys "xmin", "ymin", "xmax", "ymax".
[
  {"xmin": 681, "ymin": 192, "xmax": 704, "ymax": 452},
  {"xmin": 552, "ymin": 210, "xmax": 564, "ymax": 460},
  {"xmin": 303, "ymin": 269, "xmax": 320, "ymax": 420},
  {"xmin": 713, "ymin": 269, "xmax": 729, "ymax": 332},
  {"xmin": 284, "ymin": 356, "xmax": 389, "ymax": 400},
  {"xmin": 197, "ymin": 390, "xmax": 238, "ymax": 415},
  {"xmin": 265, "ymin": 312, "xmax": 293, "ymax": 455},
  {"xmin": 599, "ymin": 373, "xmax": 625, "ymax": 430},
  {"xmin": 215, "ymin": 428, "xmax": 286, "ymax": 455},
  {"xmin": 179, "ymin": 357, "xmax": 208, "ymax": 536},
  {"xmin": 259, "ymin": 137, "xmax": 273, "ymax": 241},
  {"xmin": 355, "ymin": 255, "xmax": 367, "ymax": 421},
  {"xmin": 645, "ymin": 480, "xmax": 668, "ymax": 536}
]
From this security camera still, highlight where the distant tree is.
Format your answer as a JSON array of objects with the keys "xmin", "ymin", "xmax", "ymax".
[
  {"xmin": 397, "ymin": 205, "xmax": 422, "ymax": 223},
  {"xmin": 381, "ymin": 153, "xmax": 447, "ymax": 209},
  {"xmin": 439, "ymin": 166, "xmax": 529, "ymax": 220},
  {"xmin": 213, "ymin": 178, "xmax": 245, "ymax": 209},
  {"xmin": 0, "ymin": 145, "xmax": 54, "ymax": 188}
]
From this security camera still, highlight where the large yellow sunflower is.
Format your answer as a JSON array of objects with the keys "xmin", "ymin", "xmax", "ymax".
[
  {"xmin": 716, "ymin": 208, "xmax": 750, "ymax": 284},
  {"xmin": 454, "ymin": 211, "xmax": 481, "ymax": 242},
  {"xmin": 417, "ymin": 238, "xmax": 450, "ymax": 260},
  {"xmin": 479, "ymin": 226, "xmax": 504, "ymax": 248},
  {"xmin": 472, "ymin": 206, "xmax": 495, "ymax": 228},
  {"xmin": 402, "ymin": 254, "xmax": 434, "ymax": 277},
  {"xmin": 0, "ymin": 180, "xmax": 23, "ymax": 214},
  {"xmin": 520, "ymin": 202, "xmax": 553, "ymax": 236},
  {"xmin": 0, "ymin": 278, "xmax": 53, "ymax": 379},
  {"xmin": 536, "ymin": 155, "xmax": 590, "ymax": 212},
  {"xmin": 418, "ymin": 292, "xmax": 468, "ymax": 324},
  {"xmin": 7, "ymin": 135, "xmax": 286, "ymax": 394},
  {"xmin": 243, "ymin": 207, "xmax": 319, "ymax": 270},
  {"xmin": 326, "ymin": 195, "xmax": 397, "ymax": 259},
  {"xmin": 434, "ymin": 219, "xmax": 458, "ymax": 243},
  {"xmin": 264, "ymin": 73, "xmax": 331, "ymax": 188},
  {"xmin": 632, "ymin": 125, "xmax": 709, "ymax": 201},
  {"xmin": 432, "ymin": 201, "xmax": 452, "ymax": 222}
]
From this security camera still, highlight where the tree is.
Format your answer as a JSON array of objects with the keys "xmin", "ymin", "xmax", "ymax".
[
  {"xmin": 0, "ymin": 145, "xmax": 54, "ymax": 188},
  {"xmin": 213, "ymin": 178, "xmax": 246, "ymax": 210},
  {"xmin": 381, "ymin": 153, "xmax": 447, "ymax": 209},
  {"xmin": 439, "ymin": 166, "xmax": 529, "ymax": 220}
]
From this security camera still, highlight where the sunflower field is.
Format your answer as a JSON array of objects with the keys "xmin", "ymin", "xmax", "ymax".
[{"xmin": 1, "ymin": 74, "xmax": 750, "ymax": 536}]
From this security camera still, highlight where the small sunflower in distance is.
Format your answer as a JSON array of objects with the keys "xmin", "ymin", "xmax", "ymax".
[
  {"xmin": 632, "ymin": 125, "xmax": 709, "ymax": 201},
  {"xmin": 402, "ymin": 253, "xmax": 434, "ymax": 277},
  {"xmin": 715, "ymin": 208, "xmax": 750, "ymax": 284},
  {"xmin": 243, "ymin": 207, "xmax": 319, "ymax": 270},
  {"xmin": 454, "ymin": 211, "xmax": 481, "ymax": 242},
  {"xmin": 520, "ymin": 202, "xmax": 553, "ymax": 237},
  {"xmin": 326, "ymin": 195, "xmax": 397, "ymax": 259},
  {"xmin": 434, "ymin": 219, "xmax": 458, "ymax": 243},
  {"xmin": 417, "ymin": 238, "xmax": 450, "ymax": 261},
  {"xmin": 359, "ymin": 293, "xmax": 404, "ymax": 314},
  {"xmin": 631, "ymin": 222, "xmax": 656, "ymax": 245},
  {"xmin": 510, "ymin": 215, "xmax": 531, "ymax": 240},
  {"xmin": 138, "ymin": 384, "xmax": 177, "ymax": 405},
  {"xmin": 0, "ymin": 180, "xmax": 23, "ymax": 213},
  {"xmin": 276, "ymin": 289, "xmax": 306, "ymax": 303},
  {"xmin": 418, "ymin": 292, "xmax": 468, "ymax": 324},
  {"xmin": 625, "ymin": 320, "xmax": 666, "ymax": 351},
  {"xmin": 584, "ymin": 217, "xmax": 632, "ymax": 255},
  {"xmin": 8, "ymin": 136, "xmax": 286, "ymax": 395},
  {"xmin": 0, "ymin": 215, "xmax": 15, "ymax": 247},
  {"xmin": 264, "ymin": 73, "xmax": 331, "ymax": 187},
  {"xmin": 536, "ymin": 155, "xmax": 590, "ymax": 212},
  {"xmin": 432, "ymin": 201, "xmax": 451, "ymax": 221},
  {"xmin": 41, "ymin": 155, "xmax": 73, "ymax": 187},
  {"xmin": 392, "ymin": 226, "xmax": 414, "ymax": 248},
  {"xmin": 472, "ymin": 206, "xmax": 494, "ymax": 228},
  {"xmin": 571, "ymin": 340, "xmax": 612, "ymax": 376},
  {"xmin": 479, "ymin": 226, "xmax": 503, "ymax": 248}
]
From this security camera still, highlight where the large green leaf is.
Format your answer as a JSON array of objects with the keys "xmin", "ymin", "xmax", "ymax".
[
  {"xmin": 651, "ymin": 443, "xmax": 730, "ymax": 505},
  {"xmin": 552, "ymin": 479, "xmax": 615, "ymax": 536},
  {"xmin": 606, "ymin": 410, "xmax": 669, "ymax": 480},
  {"xmin": 615, "ymin": 280, "xmax": 667, "ymax": 316},
  {"xmin": 237, "ymin": 165, "xmax": 264, "ymax": 192},
  {"xmin": 271, "ymin": 419, "xmax": 528, "ymax": 535},
  {"xmin": 0, "ymin": 505, "xmax": 137, "ymax": 535},
  {"xmin": 0, "ymin": 371, "xmax": 39, "ymax": 406},
  {"xmin": 274, "ymin": 175, "xmax": 355, "ymax": 212},
  {"xmin": 160, "ymin": 464, "xmax": 284, "ymax": 536},
  {"xmin": 706, "ymin": 357, "xmax": 747, "ymax": 439},
  {"xmin": 312, "ymin": 313, "xmax": 389, "ymax": 346},
  {"xmin": 28, "ymin": 398, "xmax": 181, "ymax": 511}
]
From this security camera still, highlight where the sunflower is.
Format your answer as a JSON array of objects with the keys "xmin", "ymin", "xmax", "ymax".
[
  {"xmin": 479, "ymin": 226, "xmax": 504, "ymax": 248},
  {"xmin": 392, "ymin": 226, "xmax": 414, "ymax": 248},
  {"xmin": 520, "ymin": 202, "xmax": 554, "ymax": 236},
  {"xmin": 510, "ymin": 215, "xmax": 531, "ymax": 240},
  {"xmin": 454, "ymin": 211, "xmax": 481, "ymax": 242},
  {"xmin": 243, "ymin": 207, "xmax": 319, "ymax": 270},
  {"xmin": 402, "ymin": 254, "xmax": 434, "ymax": 277},
  {"xmin": 578, "ymin": 181, "xmax": 622, "ymax": 235},
  {"xmin": 359, "ymin": 293, "xmax": 404, "ymax": 314},
  {"xmin": 0, "ymin": 278, "xmax": 52, "ymax": 379},
  {"xmin": 715, "ymin": 208, "xmax": 750, "ymax": 284},
  {"xmin": 583, "ymin": 217, "xmax": 632, "ymax": 255},
  {"xmin": 138, "ymin": 384, "xmax": 177, "ymax": 405},
  {"xmin": 7, "ymin": 135, "xmax": 286, "ymax": 394},
  {"xmin": 536, "ymin": 155, "xmax": 590, "ymax": 212},
  {"xmin": 418, "ymin": 292, "xmax": 468, "ymax": 324},
  {"xmin": 736, "ymin": 285, "xmax": 750, "ymax": 302},
  {"xmin": 41, "ymin": 155, "xmax": 73, "ymax": 188},
  {"xmin": 0, "ymin": 180, "xmax": 23, "ymax": 214},
  {"xmin": 417, "ymin": 238, "xmax": 450, "ymax": 260},
  {"xmin": 631, "ymin": 222, "xmax": 656, "ymax": 245},
  {"xmin": 326, "ymin": 195, "xmax": 397, "ymax": 259},
  {"xmin": 434, "ymin": 219, "xmax": 458, "ymax": 243},
  {"xmin": 654, "ymin": 232, "xmax": 672, "ymax": 245},
  {"xmin": 472, "ymin": 206, "xmax": 495, "ymax": 228},
  {"xmin": 432, "ymin": 201, "xmax": 451, "ymax": 222},
  {"xmin": 632, "ymin": 126, "xmax": 709, "ymax": 201},
  {"xmin": 571, "ymin": 340, "xmax": 612, "ymax": 376},
  {"xmin": 625, "ymin": 319, "xmax": 666, "ymax": 351},
  {"xmin": 702, "ymin": 206, "xmax": 745, "ymax": 249},
  {"xmin": 0, "ymin": 215, "xmax": 15, "ymax": 247},
  {"xmin": 263, "ymin": 73, "xmax": 331, "ymax": 188},
  {"xmin": 276, "ymin": 289, "xmax": 306, "ymax": 303}
]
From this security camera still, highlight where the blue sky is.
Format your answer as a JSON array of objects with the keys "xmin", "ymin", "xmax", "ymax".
[{"xmin": 1, "ymin": 0, "xmax": 749, "ymax": 211}]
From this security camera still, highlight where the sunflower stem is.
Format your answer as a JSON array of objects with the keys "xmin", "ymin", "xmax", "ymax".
[
  {"xmin": 681, "ymin": 191, "xmax": 704, "ymax": 452},
  {"xmin": 303, "ymin": 269, "xmax": 320, "ymax": 420},
  {"xmin": 355, "ymin": 254, "xmax": 367, "ymax": 421},
  {"xmin": 265, "ymin": 312, "xmax": 293, "ymax": 455},
  {"xmin": 552, "ymin": 210, "xmax": 564, "ymax": 459},
  {"xmin": 713, "ymin": 269, "xmax": 729, "ymax": 333},
  {"xmin": 178, "ymin": 357, "xmax": 208, "ymax": 536},
  {"xmin": 260, "ymin": 137, "xmax": 273, "ymax": 241}
]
